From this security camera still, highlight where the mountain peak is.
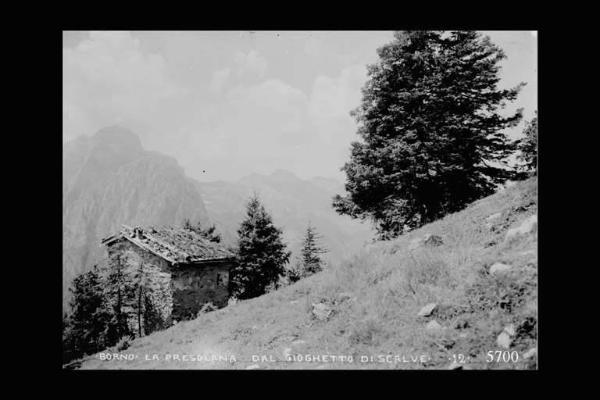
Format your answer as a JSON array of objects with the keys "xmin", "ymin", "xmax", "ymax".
[
  {"xmin": 270, "ymin": 169, "xmax": 298, "ymax": 180},
  {"xmin": 92, "ymin": 125, "xmax": 143, "ymax": 151}
]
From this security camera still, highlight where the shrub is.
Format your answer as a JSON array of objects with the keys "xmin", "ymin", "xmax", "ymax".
[
  {"xmin": 348, "ymin": 319, "xmax": 381, "ymax": 346},
  {"xmin": 465, "ymin": 266, "xmax": 537, "ymax": 314},
  {"xmin": 116, "ymin": 336, "xmax": 131, "ymax": 351}
]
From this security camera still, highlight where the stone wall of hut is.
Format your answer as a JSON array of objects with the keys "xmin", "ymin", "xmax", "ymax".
[{"xmin": 105, "ymin": 239, "xmax": 232, "ymax": 322}]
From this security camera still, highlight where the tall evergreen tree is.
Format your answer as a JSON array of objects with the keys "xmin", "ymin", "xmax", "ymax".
[
  {"xmin": 333, "ymin": 31, "xmax": 524, "ymax": 239},
  {"xmin": 113, "ymin": 249, "xmax": 173, "ymax": 338},
  {"xmin": 230, "ymin": 195, "xmax": 291, "ymax": 299},
  {"xmin": 516, "ymin": 111, "xmax": 538, "ymax": 175},
  {"xmin": 101, "ymin": 251, "xmax": 133, "ymax": 344},
  {"xmin": 287, "ymin": 223, "xmax": 328, "ymax": 283},
  {"xmin": 135, "ymin": 260, "xmax": 172, "ymax": 335}
]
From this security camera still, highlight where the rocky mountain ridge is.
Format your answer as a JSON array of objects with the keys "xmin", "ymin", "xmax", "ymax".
[{"xmin": 63, "ymin": 126, "xmax": 209, "ymax": 307}]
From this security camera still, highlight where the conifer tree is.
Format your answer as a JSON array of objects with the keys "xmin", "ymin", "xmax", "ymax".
[
  {"xmin": 333, "ymin": 31, "xmax": 525, "ymax": 239},
  {"xmin": 230, "ymin": 195, "xmax": 291, "ymax": 299},
  {"xmin": 117, "ymin": 250, "xmax": 172, "ymax": 337},
  {"xmin": 136, "ymin": 262, "xmax": 172, "ymax": 335},
  {"xmin": 516, "ymin": 111, "xmax": 538, "ymax": 175},
  {"xmin": 101, "ymin": 251, "xmax": 134, "ymax": 343},
  {"xmin": 287, "ymin": 223, "xmax": 328, "ymax": 282}
]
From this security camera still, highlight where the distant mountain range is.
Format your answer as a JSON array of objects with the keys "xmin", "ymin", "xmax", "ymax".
[
  {"xmin": 63, "ymin": 126, "xmax": 374, "ymax": 308},
  {"xmin": 197, "ymin": 170, "xmax": 374, "ymax": 266}
]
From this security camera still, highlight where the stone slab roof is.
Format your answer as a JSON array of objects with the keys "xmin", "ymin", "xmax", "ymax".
[{"xmin": 101, "ymin": 225, "xmax": 235, "ymax": 265}]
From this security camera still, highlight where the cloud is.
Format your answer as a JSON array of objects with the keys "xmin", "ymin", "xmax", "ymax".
[
  {"xmin": 63, "ymin": 31, "xmax": 184, "ymax": 141},
  {"xmin": 308, "ymin": 64, "xmax": 367, "ymax": 148},
  {"xmin": 233, "ymin": 49, "xmax": 268, "ymax": 78},
  {"xmin": 217, "ymin": 79, "xmax": 309, "ymax": 153},
  {"xmin": 63, "ymin": 31, "xmax": 534, "ymax": 182},
  {"xmin": 185, "ymin": 65, "xmax": 369, "ymax": 179},
  {"xmin": 304, "ymin": 35, "xmax": 325, "ymax": 57},
  {"xmin": 309, "ymin": 65, "xmax": 366, "ymax": 120},
  {"xmin": 208, "ymin": 50, "xmax": 268, "ymax": 94},
  {"xmin": 228, "ymin": 79, "xmax": 306, "ymax": 115},
  {"xmin": 63, "ymin": 33, "xmax": 372, "ymax": 180},
  {"xmin": 209, "ymin": 68, "xmax": 231, "ymax": 93}
]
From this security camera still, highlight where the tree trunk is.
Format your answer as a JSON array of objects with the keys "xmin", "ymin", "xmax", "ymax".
[{"xmin": 137, "ymin": 283, "xmax": 143, "ymax": 337}]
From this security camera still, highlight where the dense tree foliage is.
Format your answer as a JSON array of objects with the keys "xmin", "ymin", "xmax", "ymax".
[
  {"xmin": 63, "ymin": 251, "xmax": 173, "ymax": 364},
  {"xmin": 287, "ymin": 223, "xmax": 328, "ymax": 283},
  {"xmin": 333, "ymin": 31, "xmax": 525, "ymax": 239},
  {"xmin": 516, "ymin": 111, "xmax": 537, "ymax": 174},
  {"xmin": 62, "ymin": 265, "xmax": 112, "ymax": 363},
  {"xmin": 230, "ymin": 195, "xmax": 291, "ymax": 299}
]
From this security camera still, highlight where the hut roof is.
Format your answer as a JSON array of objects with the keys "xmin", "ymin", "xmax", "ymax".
[{"xmin": 101, "ymin": 225, "xmax": 235, "ymax": 265}]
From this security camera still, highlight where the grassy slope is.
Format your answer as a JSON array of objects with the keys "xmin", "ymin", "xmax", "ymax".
[{"xmin": 79, "ymin": 178, "xmax": 537, "ymax": 370}]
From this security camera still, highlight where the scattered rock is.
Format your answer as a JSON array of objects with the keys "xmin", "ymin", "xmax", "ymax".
[
  {"xmin": 417, "ymin": 303, "xmax": 438, "ymax": 317},
  {"xmin": 283, "ymin": 347, "xmax": 293, "ymax": 359},
  {"xmin": 497, "ymin": 332, "xmax": 512, "ymax": 349},
  {"xmin": 423, "ymin": 234, "xmax": 443, "ymax": 247},
  {"xmin": 519, "ymin": 249, "xmax": 537, "ymax": 256},
  {"xmin": 514, "ymin": 202, "xmax": 535, "ymax": 213},
  {"xmin": 246, "ymin": 364, "xmax": 260, "ymax": 370},
  {"xmin": 409, "ymin": 234, "xmax": 444, "ymax": 250},
  {"xmin": 312, "ymin": 303, "xmax": 333, "ymax": 321},
  {"xmin": 503, "ymin": 324, "xmax": 516, "ymax": 337},
  {"xmin": 486, "ymin": 212, "xmax": 501, "ymax": 222},
  {"xmin": 485, "ymin": 213, "xmax": 502, "ymax": 229},
  {"xmin": 448, "ymin": 361, "xmax": 463, "ymax": 370},
  {"xmin": 505, "ymin": 215, "xmax": 537, "ymax": 241},
  {"xmin": 489, "ymin": 262, "xmax": 512, "ymax": 275},
  {"xmin": 523, "ymin": 348, "xmax": 537, "ymax": 360},
  {"xmin": 337, "ymin": 292, "xmax": 353, "ymax": 302},
  {"xmin": 425, "ymin": 320, "xmax": 442, "ymax": 331},
  {"xmin": 227, "ymin": 297, "xmax": 238, "ymax": 306}
]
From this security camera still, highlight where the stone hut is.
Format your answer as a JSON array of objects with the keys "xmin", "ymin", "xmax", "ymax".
[{"xmin": 101, "ymin": 225, "xmax": 236, "ymax": 321}]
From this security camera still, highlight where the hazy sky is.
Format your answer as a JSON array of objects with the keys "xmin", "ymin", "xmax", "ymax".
[{"xmin": 63, "ymin": 31, "xmax": 537, "ymax": 182}]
